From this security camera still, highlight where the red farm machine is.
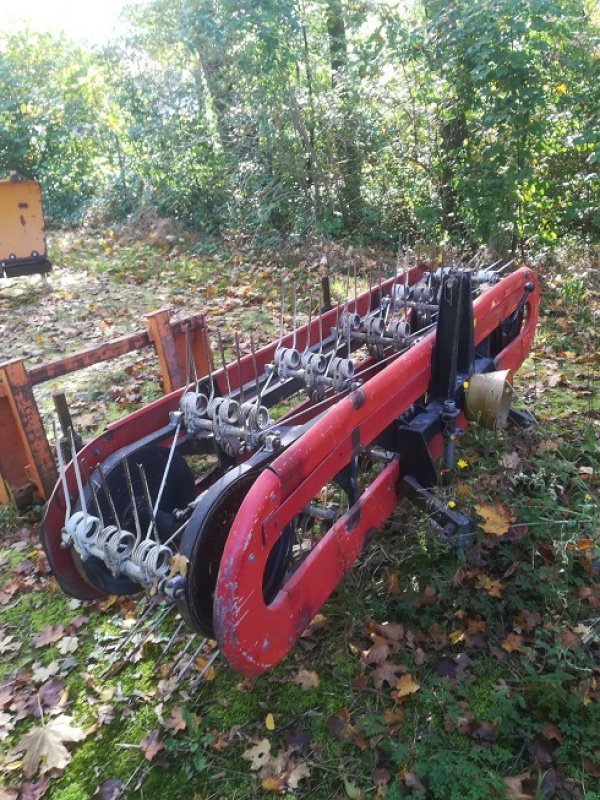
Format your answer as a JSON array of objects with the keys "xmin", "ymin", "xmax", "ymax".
[{"xmin": 41, "ymin": 258, "xmax": 539, "ymax": 676}]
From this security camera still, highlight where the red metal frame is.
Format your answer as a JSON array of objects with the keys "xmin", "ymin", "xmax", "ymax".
[{"xmin": 214, "ymin": 268, "xmax": 539, "ymax": 675}]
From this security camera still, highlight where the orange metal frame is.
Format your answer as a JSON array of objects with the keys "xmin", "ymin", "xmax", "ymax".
[{"xmin": 0, "ymin": 308, "xmax": 211, "ymax": 507}]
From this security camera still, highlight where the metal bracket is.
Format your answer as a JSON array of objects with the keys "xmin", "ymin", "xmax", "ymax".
[{"xmin": 401, "ymin": 474, "xmax": 474, "ymax": 550}]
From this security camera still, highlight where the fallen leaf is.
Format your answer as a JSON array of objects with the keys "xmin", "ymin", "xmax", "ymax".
[
  {"xmin": 167, "ymin": 554, "xmax": 189, "ymax": 578},
  {"xmin": 16, "ymin": 714, "xmax": 85, "ymax": 777},
  {"xmin": 140, "ymin": 730, "xmax": 163, "ymax": 761},
  {"xmin": 560, "ymin": 627, "xmax": 582, "ymax": 649},
  {"xmin": 477, "ymin": 575, "xmax": 505, "ymax": 597},
  {"xmin": 474, "ymin": 502, "xmax": 514, "ymax": 536},
  {"xmin": 92, "ymin": 778, "xmax": 125, "ymax": 800},
  {"xmin": 292, "ymin": 669, "xmax": 320, "ymax": 690},
  {"xmin": 265, "ymin": 713, "xmax": 275, "ymax": 731},
  {"xmin": 56, "ymin": 636, "xmax": 79, "ymax": 655},
  {"xmin": 504, "ymin": 773, "xmax": 533, "ymax": 799},
  {"xmin": 399, "ymin": 770, "xmax": 426, "ymax": 796},
  {"xmin": 326, "ymin": 708, "xmax": 354, "ymax": 741},
  {"xmin": 242, "ymin": 739, "xmax": 271, "ymax": 770},
  {"xmin": 164, "ymin": 707, "xmax": 186, "ymax": 735},
  {"xmin": 391, "ymin": 674, "xmax": 420, "ymax": 702},
  {"xmin": 502, "ymin": 633, "xmax": 525, "ymax": 653},
  {"xmin": 361, "ymin": 636, "xmax": 389, "ymax": 665},
  {"xmin": 32, "ymin": 626, "xmax": 64, "ymax": 649},
  {"xmin": 343, "ymin": 776, "xmax": 363, "ymax": 799},
  {"xmin": 287, "ymin": 760, "xmax": 311, "ymax": 789},
  {"xmin": 371, "ymin": 662, "xmax": 406, "ymax": 689}
]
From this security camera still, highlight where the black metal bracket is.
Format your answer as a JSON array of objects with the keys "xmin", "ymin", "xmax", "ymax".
[{"xmin": 401, "ymin": 474, "xmax": 474, "ymax": 550}]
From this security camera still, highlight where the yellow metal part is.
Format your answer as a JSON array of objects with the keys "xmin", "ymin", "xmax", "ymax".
[{"xmin": 0, "ymin": 179, "xmax": 47, "ymax": 263}]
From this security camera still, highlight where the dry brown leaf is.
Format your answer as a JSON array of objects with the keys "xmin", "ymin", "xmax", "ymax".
[
  {"xmin": 502, "ymin": 633, "xmax": 524, "ymax": 653},
  {"xmin": 504, "ymin": 773, "xmax": 534, "ymax": 799},
  {"xmin": 391, "ymin": 674, "xmax": 420, "ymax": 702},
  {"xmin": 361, "ymin": 636, "xmax": 389, "ymax": 665},
  {"xmin": 164, "ymin": 707, "xmax": 186, "ymax": 735},
  {"xmin": 167, "ymin": 554, "xmax": 189, "ymax": 578},
  {"xmin": 242, "ymin": 739, "xmax": 271, "ymax": 771},
  {"xmin": 293, "ymin": 669, "xmax": 320, "ymax": 690},
  {"xmin": 286, "ymin": 761, "xmax": 311, "ymax": 789},
  {"xmin": 477, "ymin": 575, "xmax": 505, "ymax": 597},
  {"xmin": 474, "ymin": 502, "xmax": 514, "ymax": 536},
  {"xmin": 16, "ymin": 714, "xmax": 85, "ymax": 777},
  {"xmin": 371, "ymin": 662, "xmax": 406, "ymax": 690},
  {"xmin": 32, "ymin": 625, "xmax": 64, "ymax": 649},
  {"xmin": 140, "ymin": 730, "xmax": 163, "ymax": 761}
]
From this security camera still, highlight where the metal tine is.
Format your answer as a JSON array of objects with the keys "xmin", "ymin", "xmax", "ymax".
[
  {"xmin": 279, "ymin": 278, "xmax": 285, "ymax": 344},
  {"xmin": 53, "ymin": 417, "xmax": 71, "ymax": 519},
  {"xmin": 291, "ymin": 286, "xmax": 298, "ymax": 351},
  {"xmin": 202, "ymin": 330, "xmax": 215, "ymax": 401},
  {"xmin": 234, "ymin": 332, "xmax": 244, "ymax": 404},
  {"xmin": 138, "ymin": 464, "xmax": 159, "ymax": 542},
  {"xmin": 249, "ymin": 334, "xmax": 262, "ymax": 407},
  {"xmin": 171, "ymin": 631, "xmax": 196, "ymax": 673},
  {"xmin": 318, "ymin": 288, "xmax": 325, "ymax": 354},
  {"xmin": 327, "ymin": 300, "xmax": 342, "ymax": 373},
  {"xmin": 100, "ymin": 599, "xmax": 155, "ymax": 667},
  {"xmin": 184, "ymin": 323, "xmax": 197, "ymax": 390},
  {"xmin": 145, "ymin": 418, "xmax": 182, "ymax": 540},
  {"xmin": 68, "ymin": 427, "xmax": 88, "ymax": 518},
  {"xmin": 156, "ymin": 619, "xmax": 185, "ymax": 666},
  {"xmin": 217, "ymin": 330, "xmax": 231, "ymax": 396},
  {"xmin": 403, "ymin": 234, "xmax": 409, "ymax": 322},
  {"xmin": 386, "ymin": 232, "xmax": 403, "ymax": 324},
  {"xmin": 121, "ymin": 604, "xmax": 176, "ymax": 665},
  {"xmin": 98, "ymin": 463, "xmax": 121, "ymax": 530},
  {"xmin": 123, "ymin": 459, "xmax": 142, "ymax": 542},
  {"xmin": 496, "ymin": 257, "xmax": 516, "ymax": 274},
  {"xmin": 90, "ymin": 479, "xmax": 105, "ymax": 530},
  {"xmin": 189, "ymin": 649, "xmax": 219, "ymax": 690},
  {"xmin": 303, "ymin": 290, "xmax": 313, "ymax": 354},
  {"xmin": 176, "ymin": 637, "xmax": 208, "ymax": 683}
]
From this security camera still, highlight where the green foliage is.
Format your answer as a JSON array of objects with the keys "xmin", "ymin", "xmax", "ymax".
[{"xmin": 0, "ymin": 2, "xmax": 598, "ymax": 245}]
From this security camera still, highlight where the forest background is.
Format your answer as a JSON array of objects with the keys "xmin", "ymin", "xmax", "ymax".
[{"xmin": 1, "ymin": 0, "xmax": 599, "ymax": 254}]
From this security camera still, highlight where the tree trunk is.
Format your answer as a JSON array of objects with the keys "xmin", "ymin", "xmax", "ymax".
[{"xmin": 325, "ymin": 0, "xmax": 361, "ymax": 228}]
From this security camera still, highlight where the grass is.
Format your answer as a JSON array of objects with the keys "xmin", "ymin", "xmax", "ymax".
[{"xmin": 0, "ymin": 232, "xmax": 598, "ymax": 800}]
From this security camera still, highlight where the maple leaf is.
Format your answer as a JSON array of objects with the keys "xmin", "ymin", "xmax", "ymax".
[
  {"xmin": 477, "ymin": 575, "xmax": 505, "ymax": 598},
  {"xmin": 167, "ymin": 553, "xmax": 189, "ymax": 578},
  {"xmin": 287, "ymin": 761, "xmax": 311, "ymax": 789},
  {"xmin": 292, "ymin": 669, "xmax": 320, "ymax": 690},
  {"xmin": 326, "ymin": 708, "xmax": 355, "ymax": 741},
  {"xmin": 502, "ymin": 633, "xmax": 524, "ymax": 653},
  {"xmin": 371, "ymin": 662, "xmax": 406, "ymax": 690},
  {"xmin": 474, "ymin": 502, "xmax": 514, "ymax": 536},
  {"xmin": 92, "ymin": 777, "xmax": 125, "ymax": 800},
  {"xmin": 361, "ymin": 635, "xmax": 389, "ymax": 665},
  {"xmin": 56, "ymin": 636, "xmax": 79, "ymax": 655},
  {"xmin": 0, "ymin": 636, "xmax": 20, "ymax": 655},
  {"xmin": 32, "ymin": 625, "xmax": 64, "ymax": 649},
  {"xmin": 16, "ymin": 714, "xmax": 85, "ymax": 777},
  {"xmin": 391, "ymin": 674, "xmax": 420, "ymax": 702},
  {"xmin": 242, "ymin": 739, "xmax": 271, "ymax": 770},
  {"xmin": 503, "ymin": 773, "xmax": 533, "ymax": 799},
  {"xmin": 140, "ymin": 730, "xmax": 163, "ymax": 761},
  {"xmin": 31, "ymin": 661, "xmax": 60, "ymax": 684},
  {"xmin": 164, "ymin": 706, "xmax": 186, "ymax": 734}
]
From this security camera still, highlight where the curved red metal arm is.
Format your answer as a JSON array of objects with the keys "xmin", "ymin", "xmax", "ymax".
[
  {"xmin": 214, "ymin": 268, "xmax": 539, "ymax": 675},
  {"xmin": 42, "ymin": 265, "xmax": 428, "ymax": 599}
]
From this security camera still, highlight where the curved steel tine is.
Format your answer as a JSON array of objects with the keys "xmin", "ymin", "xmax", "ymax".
[
  {"xmin": 98, "ymin": 463, "xmax": 121, "ymax": 529},
  {"xmin": 68, "ymin": 427, "xmax": 87, "ymax": 518},
  {"xmin": 304, "ymin": 290, "xmax": 313, "ymax": 354},
  {"xmin": 156, "ymin": 619, "xmax": 184, "ymax": 666},
  {"xmin": 90, "ymin": 479, "xmax": 105, "ymax": 529},
  {"xmin": 176, "ymin": 637, "xmax": 208, "ymax": 683},
  {"xmin": 145, "ymin": 419, "xmax": 182, "ymax": 540},
  {"xmin": 202, "ymin": 331, "xmax": 215, "ymax": 401},
  {"xmin": 291, "ymin": 286, "xmax": 298, "ymax": 351},
  {"xmin": 234, "ymin": 332, "xmax": 244, "ymax": 404},
  {"xmin": 123, "ymin": 458, "xmax": 142, "ymax": 542},
  {"xmin": 217, "ymin": 330, "xmax": 231, "ymax": 395},
  {"xmin": 189, "ymin": 649, "xmax": 219, "ymax": 690},
  {"xmin": 53, "ymin": 417, "xmax": 71, "ymax": 519},
  {"xmin": 250, "ymin": 334, "xmax": 262, "ymax": 406},
  {"xmin": 138, "ymin": 464, "xmax": 159, "ymax": 542},
  {"xmin": 123, "ymin": 605, "xmax": 175, "ymax": 663}
]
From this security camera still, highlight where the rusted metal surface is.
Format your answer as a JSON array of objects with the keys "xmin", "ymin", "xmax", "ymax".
[
  {"xmin": 0, "ymin": 360, "xmax": 58, "ymax": 500},
  {"xmin": 0, "ymin": 311, "xmax": 210, "ymax": 506}
]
